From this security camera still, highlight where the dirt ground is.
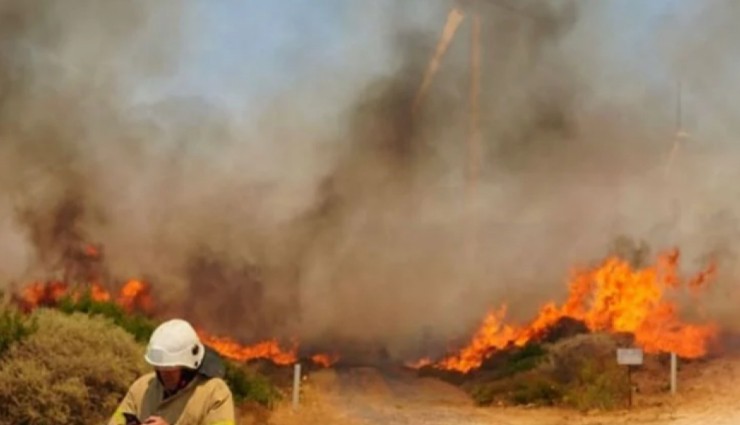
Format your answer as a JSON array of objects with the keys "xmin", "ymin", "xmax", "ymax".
[{"xmin": 263, "ymin": 354, "xmax": 740, "ymax": 425}]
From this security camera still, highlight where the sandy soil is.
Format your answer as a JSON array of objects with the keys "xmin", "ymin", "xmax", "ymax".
[{"xmin": 267, "ymin": 355, "xmax": 740, "ymax": 425}]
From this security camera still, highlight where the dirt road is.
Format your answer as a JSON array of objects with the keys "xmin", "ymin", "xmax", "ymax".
[
  {"xmin": 271, "ymin": 367, "xmax": 579, "ymax": 425},
  {"xmin": 269, "ymin": 359, "xmax": 740, "ymax": 425}
]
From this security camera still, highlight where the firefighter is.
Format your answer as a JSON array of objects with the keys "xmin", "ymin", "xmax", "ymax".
[{"xmin": 108, "ymin": 318, "xmax": 235, "ymax": 425}]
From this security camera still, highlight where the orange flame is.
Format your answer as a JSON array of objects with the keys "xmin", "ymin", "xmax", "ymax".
[
  {"xmin": 116, "ymin": 280, "xmax": 154, "ymax": 314},
  {"xmin": 18, "ymin": 280, "xmax": 150, "ymax": 313},
  {"xmin": 20, "ymin": 281, "xmax": 69, "ymax": 311},
  {"xmin": 311, "ymin": 353, "xmax": 340, "ymax": 368},
  {"xmin": 197, "ymin": 332, "xmax": 298, "ymax": 366},
  {"xmin": 425, "ymin": 250, "xmax": 718, "ymax": 373},
  {"xmin": 84, "ymin": 244, "xmax": 101, "ymax": 258},
  {"xmin": 17, "ymin": 279, "xmax": 336, "ymax": 368},
  {"xmin": 405, "ymin": 357, "xmax": 433, "ymax": 370},
  {"xmin": 90, "ymin": 283, "xmax": 112, "ymax": 302}
]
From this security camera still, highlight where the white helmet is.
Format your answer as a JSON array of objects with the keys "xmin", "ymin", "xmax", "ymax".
[{"xmin": 144, "ymin": 319, "xmax": 205, "ymax": 369}]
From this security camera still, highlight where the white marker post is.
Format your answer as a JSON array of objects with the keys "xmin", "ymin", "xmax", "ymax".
[
  {"xmin": 292, "ymin": 363, "xmax": 301, "ymax": 409},
  {"xmin": 670, "ymin": 352, "xmax": 677, "ymax": 394},
  {"xmin": 617, "ymin": 348, "xmax": 644, "ymax": 408}
]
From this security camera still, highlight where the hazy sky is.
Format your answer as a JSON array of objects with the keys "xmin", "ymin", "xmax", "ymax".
[{"xmin": 133, "ymin": 0, "xmax": 698, "ymax": 113}]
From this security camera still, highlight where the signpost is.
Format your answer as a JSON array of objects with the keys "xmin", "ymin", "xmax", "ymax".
[
  {"xmin": 617, "ymin": 348, "xmax": 644, "ymax": 408},
  {"xmin": 292, "ymin": 363, "xmax": 301, "ymax": 409},
  {"xmin": 670, "ymin": 352, "xmax": 677, "ymax": 394}
]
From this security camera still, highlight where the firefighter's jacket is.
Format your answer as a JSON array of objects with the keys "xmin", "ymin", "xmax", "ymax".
[{"xmin": 108, "ymin": 350, "xmax": 234, "ymax": 425}]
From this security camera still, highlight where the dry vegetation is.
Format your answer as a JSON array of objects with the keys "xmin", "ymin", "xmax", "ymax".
[
  {"xmin": 0, "ymin": 308, "xmax": 147, "ymax": 425},
  {"xmin": 0, "ymin": 299, "xmax": 283, "ymax": 424},
  {"xmin": 428, "ymin": 333, "xmax": 637, "ymax": 411}
]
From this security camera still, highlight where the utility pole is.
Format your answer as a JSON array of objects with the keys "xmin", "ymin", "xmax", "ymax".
[
  {"xmin": 412, "ymin": 0, "xmax": 540, "ymax": 277},
  {"xmin": 468, "ymin": 10, "xmax": 482, "ymax": 203},
  {"xmin": 667, "ymin": 80, "xmax": 687, "ymax": 396},
  {"xmin": 666, "ymin": 81, "xmax": 690, "ymax": 177},
  {"xmin": 411, "ymin": 1, "xmax": 483, "ymax": 267}
]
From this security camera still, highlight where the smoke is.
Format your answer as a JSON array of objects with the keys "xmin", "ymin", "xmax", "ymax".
[{"xmin": 2, "ymin": 0, "xmax": 740, "ymax": 359}]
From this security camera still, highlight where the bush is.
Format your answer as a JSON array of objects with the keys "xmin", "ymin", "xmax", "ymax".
[
  {"xmin": 56, "ymin": 295, "xmax": 283, "ymax": 409},
  {"xmin": 496, "ymin": 343, "xmax": 548, "ymax": 378},
  {"xmin": 0, "ymin": 309, "xmax": 148, "ymax": 425},
  {"xmin": 561, "ymin": 358, "xmax": 629, "ymax": 411},
  {"xmin": 467, "ymin": 343, "xmax": 556, "ymax": 406},
  {"xmin": 465, "ymin": 334, "xmax": 632, "ymax": 411},
  {"xmin": 0, "ymin": 305, "xmax": 37, "ymax": 356},
  {"xmin": 549, "ymin": 333, "xmax": 630, "ymax": 411},
  {"xmin": 56, "ymin": 293, "xmax": 157, "ymax": 343},
  {"xmin": 224, "ymin": 361, "xmax": 283, "ymax": 408},
  {"xmin": 470, "ymin": 373, "xmax": 562, "ymax": 406}
]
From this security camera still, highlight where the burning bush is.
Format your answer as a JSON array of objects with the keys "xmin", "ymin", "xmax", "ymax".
[
  {"xmin": 464, "ymin": 343, "xmax": 561, "ymax": 407},
  {"xmin": 55, "ymin": 290, "xmax": 157, "ymax": 343},
  {"xmin": 417, "ymin": 249, "xmax": 717, "ymax": 375},
  {"xmin": 0, "ymin": 309, "xmax": 148, "ymax": 425}
]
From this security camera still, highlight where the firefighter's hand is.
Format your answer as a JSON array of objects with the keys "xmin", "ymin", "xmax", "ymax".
[{"xmin": 143, "ymin": 416, "xmax": 169, "ymax": 425}]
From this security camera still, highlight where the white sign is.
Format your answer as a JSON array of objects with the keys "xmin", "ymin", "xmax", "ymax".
[{"xmin": 617, "ymin": 348, "xmax": 644, "ymax": 366}]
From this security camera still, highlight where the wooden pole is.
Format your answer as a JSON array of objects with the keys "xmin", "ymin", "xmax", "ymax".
[
  {"xmin": 468, "ymin": 12, "xmax": 482, "ymax": 197},
  {"xmin": 665, "ymin": 81, "xmax": 688, "ymax": 177},
  {"xmin": 464, "ymin": 10, "xmax": 482, "ymax": 265},
  {"xmin": 412, "ymin": 8, "xmax": 465, "ymax": 115},
  {"xmin": 666, "ymin": 82, "xmax": 683, "ymax": 396}
]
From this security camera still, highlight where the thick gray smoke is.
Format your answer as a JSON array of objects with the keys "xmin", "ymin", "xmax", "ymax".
[{"xmin": 2, "ymin": 0, "xmax": 739, "ymax": 359}]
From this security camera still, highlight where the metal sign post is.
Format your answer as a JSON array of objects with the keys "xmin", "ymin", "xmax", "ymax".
[
  {"xmin": 292, "ymin": 363, "xmax": 301, "ymax": 409},
  {"xmin": 670, "ymin": 352, "xmax": 677, "ymax": 394},
  {"xmin": 617, "ymin": 348, "xmax": 644, "ymax": 408}
]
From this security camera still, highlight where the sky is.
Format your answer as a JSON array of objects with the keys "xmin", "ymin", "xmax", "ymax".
[
  {"xmin": 135, "ymin": 0, "xmax": 353, "ymax": 112},
  {"xmin": 126, "ymin": 0, "xmax": 708, "ymax": 131}
]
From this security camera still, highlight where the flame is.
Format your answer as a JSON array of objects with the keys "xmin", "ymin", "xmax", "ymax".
[
  {"xmin": 17, "ymin": 279, "xmax": 336, "ymax": 368},
  {"xmin": 405, "ymin": 357, "xmax": 433, "ymax": 370},
  {"xmin": 18, "ymin": 280, "xmax": 150, "ymax": 313},
  {"xmin": 84, "ymin": 244, "xmax": 101, "ymax": 258},
  {"xmin": 18, "ymin": 281, "xmax": 112, "ymax": 311},
  {"xmin": 311, "ymin": 353, "xmax": 340, "ymax": 368},
  {"xmin": 116, "ymin": 280, "xmax": 154, "ymax": 313},
  {"xmin": 90, "ymin": 282, "xmax": 112, "ymax": 302},
  {"xmin": 197, "ymin": 332, "xmax": 298, "ymax": 366},
  {"xmin": 436, "ymin": 306, "xmax": 520, "ymax": 372},
  {"xmin": 20, "ymin": 281, "xmax": 68, "ymax": 311},
  {"xmin": 424, "ymin": 250, "xmax": 718, "ymax": 373}
]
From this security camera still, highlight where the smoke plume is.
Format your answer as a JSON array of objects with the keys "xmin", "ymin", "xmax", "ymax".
[{"xmin": 2, "ymin": 0, "xmax": 739, "ymax": 360}]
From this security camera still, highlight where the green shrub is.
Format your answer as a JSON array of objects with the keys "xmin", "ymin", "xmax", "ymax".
[
  {"xmin": 56, "ymin": 295, "xmax": 283, "ymax": 409},
  {"xmin": 224, "ymin": 361, "xmax": 283, "ymax": 408},
  {"xmin": 549, "ymin": 333, "xmax": 629, "ymax": 411},
  {"xmin": 497, "ymin": 343, "xmax": 548, "ymax": 378},
  {"xmin": 467, "ymin": 343, "xmax": 554, "ymax": 406},
  {"xmin": 470, "ymin": 373, "xmax": 562, "ymax": 406},
  {"xmin": 0, "ymin": 305, "xmax": 37, "ymax": 356},
  {"xmin": 561, "ymin": 358, "xmax": 629, "ymax": 411},
  {"xmin": 56, "ymin": 293, "xmax": 157, "ymax": 343},
  {"xmin": 466, "ymin": 334, "xmax": 633, "ymax": 411},
  {"xmin": 0, "ymin": 309, "xmax": 148, "ymax": 425}
]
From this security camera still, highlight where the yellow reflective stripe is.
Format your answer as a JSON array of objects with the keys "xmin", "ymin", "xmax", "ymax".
[
  {"xmin": 207, "ymin": 421, "xmax": 235, "ymax": 425},
  {"xmin": 111, "ymin": 408, "xmax": 126, "ymax": 425}
]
